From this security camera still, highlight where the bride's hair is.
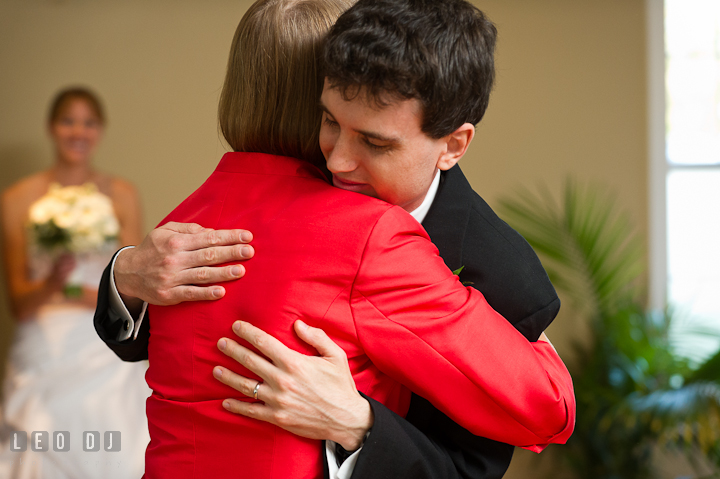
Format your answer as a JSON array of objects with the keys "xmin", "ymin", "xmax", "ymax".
[
  {"xmin": 48, "ymin": 87, "xmax": 105, "ymax": 126},
  {"xmin": 218, "ymin": 0, "xmax": 354, "ymax": 168}
]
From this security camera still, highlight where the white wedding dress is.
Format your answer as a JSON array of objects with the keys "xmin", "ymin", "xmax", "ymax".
[{"xmin": 0, "ymin": 242, "xmax": 150, "ymax": 478}]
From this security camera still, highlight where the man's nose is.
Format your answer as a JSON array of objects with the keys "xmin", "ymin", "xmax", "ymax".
[{"xmin": 325, "ymin": 136, "xmax": 358, "ymax": 173}]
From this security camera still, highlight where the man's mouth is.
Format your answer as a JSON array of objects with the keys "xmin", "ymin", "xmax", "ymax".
[{"xmin": 332, "ymin": 175, "xmax": 367, "ymax": 192}]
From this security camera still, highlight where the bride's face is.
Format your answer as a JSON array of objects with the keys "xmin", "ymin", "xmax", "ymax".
[{"xmin": 49, "ymin": 99, "xmax": 104, "ymax": 166}]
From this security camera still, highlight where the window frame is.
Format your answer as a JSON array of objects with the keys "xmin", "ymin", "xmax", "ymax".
[
  {"xmin": 648, "ymin": 0, "xmax": 720, "ymax": 313},
  {"xmin": 647, "ymin": 0, "xmax": 666, "ymax": 312}
]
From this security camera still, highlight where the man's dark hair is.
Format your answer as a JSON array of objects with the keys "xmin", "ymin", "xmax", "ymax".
[{"xmin": 323, "ymin": 0, "xmax": 497, "ymax": 139}]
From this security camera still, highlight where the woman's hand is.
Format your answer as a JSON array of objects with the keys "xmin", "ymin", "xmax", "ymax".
[
  {"xmin": 75, "ymin": 286, "xmax": 100, "ymax": 309},
  {"xmin": 47, "ymin": 253, "xmax": 76, "ymax": 290},
  {"xmin": 113, "ymin": 222, "xmax": 255, "ymax": 306},
  {"xmin": 214, "ymin": 320, "xmax": 374, "ymax": 452},
  {"xmin": 50, "ymin": 255, "xmax": 99, "ymax": 308}
]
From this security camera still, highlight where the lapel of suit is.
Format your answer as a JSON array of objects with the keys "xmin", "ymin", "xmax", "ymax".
[{"xmin": 421, "ymin": 164, "xmax": 473, "ymax": 272}]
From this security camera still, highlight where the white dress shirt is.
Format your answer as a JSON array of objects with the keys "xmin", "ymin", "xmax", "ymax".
[{"xmin": 107, "ymin": 168, "xmax": 442, "ymax": 479}]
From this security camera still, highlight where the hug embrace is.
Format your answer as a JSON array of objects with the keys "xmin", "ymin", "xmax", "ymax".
[{"xmin": 94, "ymin": 0, "xmax": 576, "ymax": 478}]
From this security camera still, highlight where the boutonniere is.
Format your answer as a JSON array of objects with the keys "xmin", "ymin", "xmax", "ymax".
[{"xmin": 452, "ymin": 266, "xmax": 474, "ymax": 286}]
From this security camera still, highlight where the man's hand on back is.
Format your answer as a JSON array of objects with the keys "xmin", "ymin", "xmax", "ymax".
[
  {"xmin": 214, "ymin": 320, "xmax": 374, "ymax": 451},
  {"xmin": 114, "ymin": 222, "xmax": 255, "ymax": 306}
]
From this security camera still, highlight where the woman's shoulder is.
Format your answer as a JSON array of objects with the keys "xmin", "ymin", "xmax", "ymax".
[
  {"xmin": 1, "ymin": 172, "xmax": 52, "ymax": 230},
  {"xmin": 2, "ymin": 171, "xmax": 50, "ymax": 207},
  {"xmin": 104, "ymin": 175, "xmax": 141, "ymax": 226},
  {"xmin": 96, "ymin": 173, "xmax": 138, "ymax": 202}
]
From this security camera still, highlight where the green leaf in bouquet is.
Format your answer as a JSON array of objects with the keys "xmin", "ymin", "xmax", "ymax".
[
  {"xmin": 63, "ymin": 284, "xmax": 83, "ymax": 298},
  {"xmin": 33, "ymin": 220, "xmax": 70, "ymax": 250}
]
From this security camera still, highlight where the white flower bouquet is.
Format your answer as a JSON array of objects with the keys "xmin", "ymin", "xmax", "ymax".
[{"xmin": 28, "ymin": 183, "xmax": 119, "ymax": 295}]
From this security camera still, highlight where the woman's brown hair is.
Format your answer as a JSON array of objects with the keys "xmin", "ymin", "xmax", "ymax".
[
  {"xmin": 48, "ymin": 87, "xmax": 105, "ymax": 126},
  {"xmin": 218, "ymin": 0, "xmax": 354, "ymax": 168}
]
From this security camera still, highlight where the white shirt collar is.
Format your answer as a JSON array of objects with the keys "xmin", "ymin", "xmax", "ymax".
[{"xmin": 409, "ymin": 169, "xmax": 441, "ymax": 224}]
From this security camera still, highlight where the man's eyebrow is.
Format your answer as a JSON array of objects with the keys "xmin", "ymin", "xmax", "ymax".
[
  {"xmin": 319, "ymin": 100, "xmax": 400, "ymax": 143},
  {"xmin": 356, "ymin": 129, "xmax": 400, "ymax": 143}
]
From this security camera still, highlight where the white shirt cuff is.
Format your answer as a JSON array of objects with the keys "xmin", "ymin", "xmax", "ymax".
[
  {"xmin": 326, "ymin": 440, "xmax": 363, "ymax": 479},
  {"xmin": 108, "ymin": 246, "xmax": 148, "ymax": 342}
]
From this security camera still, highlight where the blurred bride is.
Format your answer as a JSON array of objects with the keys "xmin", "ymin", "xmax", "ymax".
[{"xmin": 0, "ymin": 87, "xmax": 150, "ymax": 478}]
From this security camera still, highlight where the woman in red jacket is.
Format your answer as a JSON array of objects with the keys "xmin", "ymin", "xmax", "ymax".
[{"xmin": 143, "ymin": 1, "xmax": 574, "ymax": 478}]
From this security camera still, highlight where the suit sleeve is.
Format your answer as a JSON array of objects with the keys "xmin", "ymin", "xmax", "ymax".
[
  {"xmin": 350, "ymin": 394, "xmax": 513, "ymax": 479},
  {"xmin": 93, "ymin": 252, "xmax": 150, "ymax": 362},
  {"xmin": 350, "ymin": 207, "xmax": 575, "ymax": 451}
]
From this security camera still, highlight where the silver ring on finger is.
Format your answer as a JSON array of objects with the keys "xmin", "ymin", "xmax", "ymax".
[{"xmin": 252, "ymin": 381, "xmax": 262, "ymax": 401}]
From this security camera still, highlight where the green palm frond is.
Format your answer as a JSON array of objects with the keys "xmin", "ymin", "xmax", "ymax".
[
  {"xmin": 498, "ymin": 180, "xmax": 720, "ymax": 478},
  {"xmin": 627, "ymin": 382, "xmax": 720, "ymax": 457},
  {"xmin": 692, "ymin": 350, "xmax": 720, "ymax": 383},
  {"xmin": 627, "ymin": 382, "xmax": 720, "ymax": 420},
  {"xmin": 499, "ymin": 180, "xmax": 643, "ymax": 319}
]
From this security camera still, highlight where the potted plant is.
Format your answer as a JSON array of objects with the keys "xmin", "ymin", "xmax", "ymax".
[{"xmin": 499, "ymin": 181, "xmax": 720, "ymax": 479}]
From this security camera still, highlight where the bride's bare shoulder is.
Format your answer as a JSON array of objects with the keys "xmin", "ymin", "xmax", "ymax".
[
  {"xmin": 2, "ymin": 171, "xmax": 51, "ymax": 211},
  {"xmin": 107, "ymin": 175, "xmax": 139, "ymax": 202}
]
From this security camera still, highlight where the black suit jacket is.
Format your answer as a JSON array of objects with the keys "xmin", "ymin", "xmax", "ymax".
[
  {"xmin": 94, "ymin": 164, "xmax": 559, "ymax": 479},
  {"xmin": 347, "ymin": 165, "xmax": 560, "ymax": 479}
]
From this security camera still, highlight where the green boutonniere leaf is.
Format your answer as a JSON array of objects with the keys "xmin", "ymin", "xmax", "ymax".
[{"xmin": 452, "ymin": 266, "xmax": 474, "ymax": 286}]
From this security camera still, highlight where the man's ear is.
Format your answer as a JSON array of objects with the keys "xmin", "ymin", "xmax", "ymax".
[{"xmin": 437, "ymin": 123, "xmax": 475, "ymax": 171}]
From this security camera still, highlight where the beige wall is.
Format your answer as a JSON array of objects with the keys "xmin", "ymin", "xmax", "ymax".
[
  {"xmin": 0, "ymin": 0, "xmax": 649, "ymax": 476},
  {"xmin": 466, "ymin": 2, "xmax": 648, "ymax": 476}
]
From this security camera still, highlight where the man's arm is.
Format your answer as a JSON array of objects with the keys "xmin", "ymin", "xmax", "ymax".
[
  {"xmin": 349, "ymin": 207, "xmax": 573, "ymax": 446},
  {"xmin": 214, "ymin": 209, "xmax": 571, "ymax": 477},
  {"xmin": 215, "ymin": 322, "xmax": 559, "ymax": 479},
  {"xmin": 90, "ymin": 221, "xmax": 487, "ymax": 477},
  {"xmin": 93, "ymin": 248, "xmax": 151, "ymax": 362},
  {"xmin": 93, "ymin": 222, "xmax": 255, "ymax": 360},
  {"xmin": 215, "ymin": 320, "xmax": 517, "ymax": 479},
  {"xmin": 355, "ymin": 169, "xmax": 562, "ymax": 479},
  {"xmin": 355, "ymin": 395, "xmax": 514, "ymax": 479},
  {"xmin": 347, "ymin": 245, "xmax": 560, "ymax": 478},
  {"xmin": 215, "ymin": 208, "xmax": 573, "ymax": 439}
]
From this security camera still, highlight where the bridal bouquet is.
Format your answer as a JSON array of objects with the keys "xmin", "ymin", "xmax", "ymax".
[
  {"xmin": 29, "ymin": 183, "xmax": 119, "ymax": 252},
  {"xmin": 28, "ymin": 183, "xmax": 119, "ymax": 296}
]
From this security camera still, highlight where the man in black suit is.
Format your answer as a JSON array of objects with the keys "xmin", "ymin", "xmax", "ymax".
[{"xmin": 95, "ymin": 1, "xmax": 567, "ymax": 478}]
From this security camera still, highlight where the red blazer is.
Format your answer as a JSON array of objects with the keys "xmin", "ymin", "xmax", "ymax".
[{"xmin": 144, "ymin": 152, "xmax": 575, "ymax": 479}]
